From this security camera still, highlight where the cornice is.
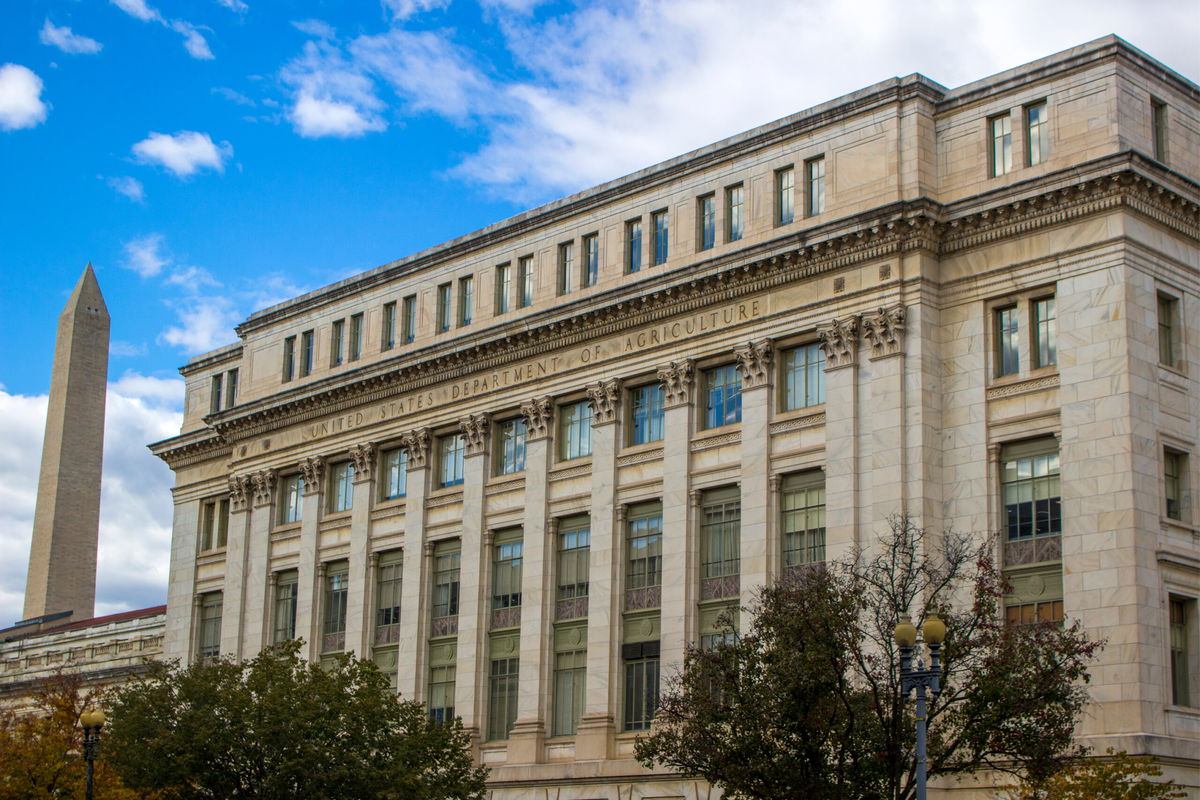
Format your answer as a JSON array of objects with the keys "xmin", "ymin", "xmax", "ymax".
[{"xmin": 149, "ymin": 428, "xmax": 230, "ymax": 469}]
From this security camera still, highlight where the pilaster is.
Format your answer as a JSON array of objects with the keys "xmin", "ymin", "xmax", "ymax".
[
  {"xmin": 735, "ymin": 339, "xmax": 773, "ymax": 609},
  {"xmin": 455, "ymin": 414, "xmax": 490, "ymax": 743},
  {"xmin": 397, "ymin": 428, "xmax": 431, "ymax": 700},
  {"xmin": 818, "ymin": 316, "xmax": 861, "ymax": 559},
  {"xmin": 862, "ymin": 305, "xmax": 908, "ymax": 532},
  {"xmin": 240, "ymin": 472, "xmax": 275, "ymax": 655},
  {"xmin": 658, "ymin": 360, "xmax": 694, "ymax": 673},
  {"xmin": 344, "ymin": 442, "xmax": 376, "ymax": 657},
  {"xmin": 295, "ymin": 456, "xmax": 324, "ymax": 662},
  {"xmin": 163, "ymin": 498, "xmax": 200, "ymax": 663}
]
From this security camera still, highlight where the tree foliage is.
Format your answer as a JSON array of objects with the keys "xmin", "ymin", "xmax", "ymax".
[
  {"xmin": 635, "ymin": 517, "xmax": 1103, "ymax": 800},
  {"xmin": 1000, "ymin": 750, "xmax": 1185, "ymax": 800},
  {"xmin": 104, "ymin": 643, "xmax": 487, "ymax": 800}
]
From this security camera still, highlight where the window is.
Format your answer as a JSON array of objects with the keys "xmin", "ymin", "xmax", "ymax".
[
  {"xmin": 282, "ymin": 336, "xmax": 296, "ymax": 382},
  {"xmin": 428, "ymin": 664, "xmax": 456, "ymax": 723},
  {"xmin": 376, "ymin": 552, "xmax": 403, "ymax": 630},
  {"xmin": 1158, "ymin": 293, "xmax": 1180, "ymax": 368},
  {"xmin": 495, "ymin": 263, "xmax": 512, "ymax": 314},
  {"xmin": 557, "ymin": 517, "xmax": 590, "ymax": 601},
  {"xmin": 401, "ymin": 295, "xmax": 416, "ymax": 344},
  {"xmin": 995, "ymin": 306, "xmax": 1020, "ymax": 377},
  {"xmin": 349, "ymin": 313, "xmax": 363, "ymax": 360},
  {"xmin": 559, "ymin": 400, "xmax": 593, "ymax": 461},
  {"xmin": 300, "ymin": 330, "xmax": 314, "ymax": 376},
  {"xmin": 553, "ymin": 649, "xmax": 586, "ymax": 736},
  {"xmin": 272, "ymin": 571, "xmax": 298, "ymax": 644},
  {"xmin": 1165, "ymin": 449, "xmax": 1185, "ymax": 521},
  {"xmin": 652, "ymin": 210, "xmax": 669, "ymax": 266},
  {"xmin": 328, "ymin": 461, "xmax": 354, "ymax": 513},
  {"xmin": 494, "ymin": 417, "xmax": 527, "ymax": 475},
  {"xmin": 322, "ymin": 565, "xmax": 348, "ymax": 650},
  {"xmin": 1004, "ymin": 600, "xmax": 1064, "ymax": 626},
  {"xmin": 726, "ymin": 184, "xmax": 744, "ymax": 242},
  {"xmin": 492, "ymin": 534, "xmax": 523, "ymax": 610},
  {"xmin": 1152, "ymin": 98, "xmax": 1168, "ymax": 162},
  {"xmin": 488, "ymin": 657, "xmax": 519, "ymax": 740},
  {"xmin": 698, "ymin": 193, "xmax": 716, "ymax": 251},
  {"xmin": 436, "ymin": 283, "xmax": 452, "ymax": 333},
  {"xmin": 990, "ymin": 113, "xmax": 1012, "ymax": 177},
  {"xmin": 431, "ymin": 545, "xmax": 460, "ymax": 619},
  {"xmin": 622, "ymin": 641, "xmax": 660, "ymax": 731},
  {"xmin": 1033, "ymin": 297, "xmax": 1057, "ymax": 368},
  {"xmin": 199, "ymin": 497, "xmax": 229, "ymax": 551},
  {"xmin": 805, "ymin": 157, "xmax": 825, "ymax": 216},
  {"xmin": 197, "ymin": 592, "xmax": 222, "ymax": 661},
  {"xmin": 1002, "ymin": 439, "xmax": 1061, "ymax": 540},
  {"xmin": 629, "ymin": 383, "xmax": 664, "ymax": 445},
  {"xmin": 701, "ymin": 488, "xmax": 740, "ymax": 580},
  {"xmin": 626, "ymin": 219, "xmax": 643, "ymax": 274},
  {"xmin": 279, "ymin": 474, "xmax": 304, "ymax": 524},
  {"xmin": 458, "ymin": 276, "xmax": 473, "ymax": 326},
  {"xmin": 381, "ymin": 446, "xmax": 408, "ymax": 500},
  {"xmin": 782, "ymin": 343, "xmax": 826, "ymax": 410},
  {"xmin": 626, "ymin": 504, "xmax": 663, "ymax": 591},
  {"xmin": 704, "ymin": 364, "xmax": 742, "ymax": 428},
  {"xmin": 209, "ymin": 373, "xmax": 223, "ymax": 414},
  {"xmin": 518, "ymin": 256, "xmax": 534, "ymax": 308},
  {"xmin": 438, "ymin": 433, "xmax": 466, "ymax": 487},
  {"xmin": 701, "ymin": 631, "xmax": 737, "ymax": 652},
  {"xmin": 776, "ymin": 166, "xmax": 794, "ymax": 225},
  {"xmin": 583, "ymin": 234, "xmax": 599, "ymax": 287},
  {"xmin": 382, "ymin": 301, "xmax": 397, "ymax": 351},
  {"xmin": 781, "ymin": 471, "xmax": 826, "ymax": 567},
  {"xmin": 1026, "ymin": 102, "xmax": 1048, "ymax": 166},
  {"xmin": 225, "ymin": 368, "xmax": 238, "ymax": 408},
  {"xmin": 331, "ymin": 319, "xmax": 345, "ymax": 366},
  {"xmin": 558, "ymin": 242, "xmax": 575, "ymax": 295},
  {"xmin": 1170, "ymin": 596, "xmax": 1195, "ymax": 706}
]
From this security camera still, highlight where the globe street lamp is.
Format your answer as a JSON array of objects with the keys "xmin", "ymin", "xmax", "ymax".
[
  {"xmin": 894, "ymin": 612, "xmax": 946, "ymax": 800},
  {"xmin": 79, "ymin": 708, "xmax": 107, "ymax": 800}
]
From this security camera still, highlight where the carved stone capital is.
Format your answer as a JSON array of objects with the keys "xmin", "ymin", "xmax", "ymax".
[
  {"xmin": 229, "ymin": 473, "xmax": 252, "ymax": 512},
  {"xmin": 249, "ymin": 470, "xmax": 276, "ymax": 507},
  {"xmin": 400, "ymin": 428, "xmax": 431, "ymax": 469},
  {"xmin": 521, "ymin": 396, "xmax": 555, "ymax": 440},
  {"xmin": 734, "ymin": 338, "xmax": 775, "ymax": 388},
  {"xmin": 586, "ymin": 378, "xmax": 622, "ymax": 424},
  {"xmin": 861, "ymin": 305, "xmax": 906, "ymax": 358},
  {"xmin": 656, "ymin": 359, "xmax": 694, "ymax": 407},
  {"xmin": 299, "ymin": 457, "xmax": 324, "ymax": 495},
  {"xmin": 459, "ymin": 413, "xmax": 491, "ymax": 456},
  {"xmin": 817, "ymin": 316, "xmax": 860, "ymax": 368},
  {"xmin": 349, "ymin": 442, "xmax": 377, "ymax": 482}
]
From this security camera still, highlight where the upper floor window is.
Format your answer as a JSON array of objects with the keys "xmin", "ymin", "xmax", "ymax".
[
  {"xmin": 438, "ymin": 433, "xmax": 466, "ymax": 488},
  {"xmin": 782, "ymin": 343, "xmax": 825, "ymax": 411},
  {"xmin": 492, "ymin": 531, "xmax": 523, "ymax": 610},
  {"xmin": 199, "ymin": 496, "xmax": 229, "ymax": 551},
  {"xmin": 431, "ymin": 544, "xmax": 461, "ymax": 619},
  {"xmin": 626, "ymin": 219, "xmax": 643, "ymax": 274},
  {"xmin": 557, "ymin": 517, "xmax": 590, "ymax": 602},
  {"xmin": 197, "ymin": 591, "xmax": 222, "ymax": 661},
  {"xmin": 1152, "ymin": 98, "xmax": 1169, "ymax": 163},
  {"xmin": 1002, "ymin": 439, "xmax": 1061, "ymax": 541},
  {"xmin": 488, "ymin": 656, "xmax": 519, "ymax": 740},
  {"xmin": 776, "ymin": 166, "xmax": 794, "ymax": 225},
  {"xmin": 381, "ymin": 446, "xmax": 407, "ymax": 500},
  {"xmin": 626, "ymin": 503, "xmax": 663, "ymax": 592},
  {"xmin": 703, "ymin": 364, "xmax": 742, "ymax": 429},
  {"xmin": 726, "ymin": 184, "xmax": 744, "ymax": 242},
  {"xmin": 322, "ymin": 565, "xmax": 349, "ymax": 651},
  {"xmin": 349, "ymin": 313, "xmax": 363, "ymax": 360},
  {"xmin": 401, "ymin": 295, "xmax": 416, "ymax": 344},
  {"xmin": 629, "ymin": 383, "xmax": 664, "ymax": 445},
  {"xmin": 225, "ymin": 368, "xmax": 238, "ymax": 409},
  {"xmin": 700, "ymin": 488, "xmax": 740, "ymax": 580},
  {"xmin": 1165, "ymin": 448, "xmax": 1186, "ymax": 522},
  {"xmin": 279, "ymin": 473, "xmax": 304, "ymax": 525},
  {"xmin": 781, "ymin": 471, "xmax": 825, "ymax": 567},
  {"xmin": 1170, "ymin": 595, "xmax": 1195, "ymax": 707},
  {"xmin": 990, "ymin": 113, "xmax": 1013, "ymax": 177},
  {"xmin": 652, "ymin": 210, "xmax": 669, "ymax": 266},
  {"xmin": 436, "ymin": 283, "xmax": 452, "ymax": 333},
  {"xmin": 328, "ymin": 461, "xmax": 354, "ymax": 513},
  {"xmin": 995, "ymin": 305, "xmax": 1020, "ymax": 377},
  {"xmin": 282, "ymin": 336, "xmax": 296, "ymax": 382},
  {"xmin": 698, "ymin": 193, "xmax": 715, "ymax": 251},
  {"xmin": 558, "ymin": 241, "xmax": 575, "ymax": 295},
  {"xmin": 1025, "ymin": 102, "xmax": 1048, "ymax": 166},
  {"xmin": 518, "ymin": 256, "xmax": 534, "ymax": 308},
  {"xmin": 494, "ymin": 417, "xmax": 527, "ymax": 476},
  {"xmin": 1159, "ymin": 292, "xmax": 1181, "ymax": 368},
  {"xmin": 331, "ymin": 319, "xmax": 345, "ymax": 367},
  {"xmin": 559, "ymin": 400, "xmax": 593, "ymax": 461},
  {"xmin": 300, "ymin": 330, "xmax": 314, "ymax": 377},
  {"xmin": 583, "ymin": 234, "xmax": 599, "ymax": 287},
  {"xmin": 209, "ymin": 373, "xmax": 224, "ymax": 414},
  {"xmin": 376, "ymin": 552, "xmax": 403, "ymax": 631},
  {"xmin": 458, "ymin": 276, "xmax": 474, "ymax": 327},
  {"xmin": 382, "ymin": 301, "xmax": 397, "ymax": 351},
  {"xmin": 272, "ymin": 571, "xmax": 298, "ymax": 644},
  {"xmin": 1033, "ymin": 297, "xmax": 1057, "ymax": 368},
  {"xmin": 805, "ymin": 157, "xmax": 825, "ymax": 216},
  {"xmin": 496, "ymin": 263, "xmax": 512, "ymax": 314}
]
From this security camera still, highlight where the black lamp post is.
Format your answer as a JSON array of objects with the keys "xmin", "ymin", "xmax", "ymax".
[
  {"xmin": 894, "ymin": 612, "xmax": 946, "ymax": 800},
  {"xmin": 79, "ymin": 708, "xmax": 106, "ymax": 800}
]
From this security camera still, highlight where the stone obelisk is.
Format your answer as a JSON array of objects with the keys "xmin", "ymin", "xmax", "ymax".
[{"xmin": 22, "ymin": 264, "xmax": 109, "ymax": 624}]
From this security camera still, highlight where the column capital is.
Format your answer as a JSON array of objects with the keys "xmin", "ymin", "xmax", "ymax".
[
  {"xmin": 861, "ymin": 304, "xmax": 906, "ymax": 359},
  {"xmin": 734, "ymin": 338, "xmax": 775, "ymax": 389},
  {"xmin": 423, "ymin": 541, "xmax": 435, "ymax": 557},
  {"xmin": 229, "ymin": 474, "xmax": 252, "ymax": 512},
  {"xmin": 251, "ymin": 469, "xmax": 277, "ymax": 507},
  {"xmin": 586, "ymin": 377, "xmax": 623, "ymax": 425},
  {"xmin": 768, "ymin": 473, "xmax": 782, "ymax": 492},
  {"xmin": 656, "ymin": 359, "xmax": 694, "ymax": 407},
  {"xmin": 987, "ymin": 443, "xmax": 1002, "ymax": 461},
  {"xmin": 400, "ymin": 428, "xmax": 432, "ymax": 469},
  {"xmin": 817, "ymin": 315, "xmax": 860, "ymax": 369},
  {"xmin": 349, "ymin": 441, "xmax": 377, "ymax": 483},
  {"xmin": 521, "ymin": 396, "xmax": 555, "ymax": 440},
  {"xmin": 299, "ymin": 457, "xmax": 325, "ymax": 496},
  {"xmin": 616, "ymin": 504, "xmax": 628, "ymax": 522},
  {"xmin": 368, "ymin": 551, "xmax": 380, "ymax": 568},
  {"xmin": 547, "ymin": 517, "xmax": 559, "ymax": 536},
  {"xmin": 688, "ymin": 488, "xmax": 702, "ymax": 506},
  {"xmin": 459, "ymin": 413, "xmax": 491, "ymax": 457}
]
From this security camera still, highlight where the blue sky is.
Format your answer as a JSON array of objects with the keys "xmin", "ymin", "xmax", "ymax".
[{"xmin": 1, "ymin": 0, "xmax": 1197, "ymax": 626}]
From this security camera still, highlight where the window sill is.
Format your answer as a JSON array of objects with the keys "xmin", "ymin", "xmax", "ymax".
[
  {"xmin": 774, "ymin": 403, "xmax": 826, "ymax": 422},
  {"xmin": 555, "ymin": 455, "xmax": 593, "ymax": 468},
  {"xmin": 272, "ymin": 521, "xmax": 302, "ymax": 536},
  {"xmin": 490, "ymin": 469, "xmax": 526, "ymax": 483},
  {"xmin": 619, "ymin": 439, "xmax": 664, "ymax": 456},
  {"xmin": 694, "ymin": 422, "xmax": 741, "ymax": 441},
  {"xmin": 323, "ymin": 510, "xmax": 352, "ymax": 522},
  {"xmin": 1161, "ymin": 517, "xmax": 1198, "ymax": 536},
  {"xmin": 989, "ymin": 365, "xmax": 1058, "ymax": 388},
  {"xmin": 375, "ymin": 495, "xmax": 407, "ymax": 510}
]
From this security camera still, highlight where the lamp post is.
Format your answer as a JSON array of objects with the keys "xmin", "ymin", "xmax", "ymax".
[
  {"xmin": 894, "ymin": 612, "xmax": 945, "ymax": 800},
  {"xmin": 79, "ymin": 708, "xmax": 106, "ymax": 800}
]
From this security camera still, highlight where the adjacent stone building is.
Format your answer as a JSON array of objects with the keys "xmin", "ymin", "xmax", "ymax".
[{"xmin": 151, "ymin": 36, "xmax": 1200, "ymax": 797}]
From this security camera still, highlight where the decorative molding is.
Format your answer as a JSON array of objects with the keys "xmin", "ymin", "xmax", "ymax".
[
  {"xmin": 734, "ymin": 338, "xmax": 774, "ymax": 388},
  {"xmin": 251, "ymin": 470, "xmax": 276, "ymax": 507},
  {"xmin": 459, "ymin": 413, "xmax": 491, "ymax": 456},
  {"xmin": 400, "ymin": 428, "xmax": 431, "ymax": 468},
  {"xmin": 485, "ymin": 477, "xmax": 526, "ymax": 496},
  {"xmin": 690, "ymin": 431, "xmax": 742, "ymax": 452},
  {"xmin": 657, "ymin": 359, "xmax": 694, "ymax": 407},
  {"xmin": 817, "ymin": 315, "xmax": 859, "ymax": 368},
  {"xmin": 521, "ymin": 396, "xmax": 554, "ymax": 439},
  {"xmin": 349, "ymin": 442, "xmax": 377, "ymax": 481},
  {"xmin": 550, "ymin": 464, "xmax": 592, "ymax": 482},
  {"xmin": 426, "ymin": 491, "xmax": 464, "ymax": 509},
  {"xmin": 617, "ymin": 447, "xmax": 664, "ymax": 467},
  {"xmin": 228, "ymin": 474, "xmax": 251, "ymax": 512},
  {"xmin": 861, "ymin": 305, "xmax": 906, "ymax": 357},
  {"xmin": 299, "ymin": 457, "xmax": 324, "ymax": 495},
  {"xmin": 586, "ymin": 378, "xmax": 622, "ymax": 424},
  {"xmin": 768, "ymin": 413, "xmax": 826, "ymax": 435},
  {"xmin": 985, "ymin": 374, "xmax": 1060, "ymax": 400}
]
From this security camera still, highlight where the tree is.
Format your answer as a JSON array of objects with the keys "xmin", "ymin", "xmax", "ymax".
[
  {"xmin": 104, "ymin": 643, "xmax": 487, "ymax": 800},
  {"xmin": 634, "ymin": 517, "xmax": 1103, "ymax": 800},
  {"xmin": 1001, "ymin": 749, "xmax": 1185, "ymax": 800},
  {"xmin": 0, "ymin": 671, "xmax": 139, "ymax": 800}
]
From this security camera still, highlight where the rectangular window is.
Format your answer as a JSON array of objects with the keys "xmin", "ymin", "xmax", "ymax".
[
  {"xmin": 652, "ymin": 210, "xmax": 669, "ymax": 266},
  {"xmin": 698, "ymin": 193, "xmax": 716, "ymax": 251},
  {"xmin": 431, "ymin": 546, "xmax": 461, "ymax": 619},
  {"xmin": 376, "ymin": 552, "xmax": 403, "ymax": 630},
  {"xmin": 1152, "ymin": 98, "xmax": 1168, "ymax": 163},
  {"xmin": 428, "ymin": 664, "xmax": 456, "ymax": 723},
  {"xmin": 272, "ymin": 571, "xmax": 298, "ymax": 644},
  {"xmin": 401, "ymin": 295, "xmax": 416, "ymax": 344},
  {"xmin": 197, "ymin": 591, "xmax": 222, "ymax": 661},
  {"xmin": 1159, "ymin": 293, "xmax": 1180, "ymax": 368},
  {"xmin": 583, "ymin": 234, "xmax": 599, "ymax": 287},
  {"xmin": 436, "ymin": 283, "xmax": 452, "ymax": 333},
  {"xmin": 1033, "ymin": 297, "xmax": 1057, "ymax": 369},
  {"xmin": 322, "ymin": 566, "xmax": 348, "ymax": 648},
  {"xmin": 782, "ymin": 343, "xmax": 826, "ymax": 410},
  {"xmin": 626, "ymin": 219, "xmax": 643, "ymax": 274},
  {"xmin": 209, "ymin": 373, "xmax": 223, "ymax": 414},
  {"xmin": 701, "ymin": 488, "xmax": 741, "ymax": 579},
  {"xmin": 559, "ymin": 400, "xmax": 593, "ymax": 461},
  {"xmin": 279, "ymin": 474, "xmax": 304, "ymax": 525},
  {"xmin": 382, "ymin": 301, "xmax": 397, "ymax": 351},
  {"xmin": 225, "ymin": 368, "xmax": 238, "ymax": 408},
  {"xmin": 805, "ymin": 157, "xmax": 825, "ymax": 216},
  {"xmin": 1004, "ymin": 600, "xmax": 1064, "ymax": 626},
  {"xmin": 331, "ymin": 319, "xmax": 345, "ymax": 367},
  {"xmin": 1165, "ymin": 449, "xmax": 1185, "ymax": 521},
  {"xmin": 198, "ymin": 497, "xmax": 230, "ymax": 551},
  {"xmin": 494, "ymin": 417, "xmax": 527, "ymax": 476},
  {"xmin": 438, "ymin": 433, "xmax": 466, "ymax": 488},
  {"xmin": 781, "ymin": 471, "xmax": 826, "ymax": 567},
  {"xmin": 553, "ymin": 649, "xmax": 587, "ymax": 736},
  {"xmin": 349, "ymin": 313, "xmax": 363, "ymax": 360},
  {"xmin": 623, "ymin": 642, "xmax": 660, "ymax": 731},
  {"xmin": 626, "ymin": 504, "xmax": 663, "ymax": 591},
  {"xmin": 328, "ymin": 461, "xmax": 354, "ymax": 513},
  {"xmin": 557, "ymin": 518, "xmax": 590, "ymax": 601},
  {"xmin": 1002, "ymin": 439, "xmax": 1061, "ymax": 540},
  {"xmin": 495, "ymin": 263, "xmax": 512, "ymax": 314},
  {"xmin": 704, "ymin": 364, "xmax": 742, "ymax": 429},
  {"xmin": 488, "ymin": 657, "xmax": 519, "ymax": 740},
  {"xmin": 518, "ymin": 256, "xmax": 534, "ymax": 308},
  {"xmin": 726, "ymin": 184, "xmax": 744, "ymax": 242},
  {"xmin": 1170, "ymin": 596, "xmax": 1194, "ymax": 706},
  {"xmin": 1025, "ymin": 102, "xmax": 1048, "ymax": 166},
  {"xmin": 300, "ymin": 330, "xmax": 314, "ymax": 376},
  {"xmin": 776, "ymin": 166, "xmax": 794, "ymax": 225},
  {"xmin": 282, "ymin": 336, "xmax": 296, "ymax": 382},
  {"xmin": 629, "ymin": 383, "xmax": 665, "ymax": 445},
  {"xmin": 492, "ymin": 535, "xmax": 523, "ymax": 610},
  {"xmin": 990, "ymin": 114, "xmax": 1013, "ymax": 177},
  {"xmin": 458, "ymin": 276, "xmax": 474, "ymax": 326},
  {"xmin": 558, "ymin": 242, "xmax": 575, "ymax": 295},
  {"xmin": 995, "ymin": 306, "xmax": 1020, "ymax": 377},
  {"xmin": 381, "ymin": 446, "xmax": 408, "ymax": 500}
]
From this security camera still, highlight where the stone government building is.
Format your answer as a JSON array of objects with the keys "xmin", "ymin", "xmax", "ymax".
[{"xmin": 151, "ymin": 36, "xmax": 1199, "ymax": 796}]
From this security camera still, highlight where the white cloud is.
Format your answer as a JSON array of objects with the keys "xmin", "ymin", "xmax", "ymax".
[
  {"xmin": 170, "ymin": 20, "xmax": 214, "ymax": 60},
  {"xmin": 292, "ymin": 19, "xmax": 336, "ymax": 39},
  {"xmin": 0, "ymin": 64, "xmax": 49, "ymax": 132},
  {"xmin": 122, "ymin": 233, "xmax": 170, "ymax": 278},
  {"xmin": 132, "ymin": 130, "xmax": 232, "ymax": 178},
  {"xmin": 164, "ymin": 265, "xmax": 221, "ymax": 289},
  {"xmin": 108, "ymin": 0, "xmax": 215, "ymax": 61},
  {"xmin": 159, "ymin": 295, "xmax": 241, "ymax": 354},
  {"xmin": 282, "ymin": 40, "xmax": 386, "ymax": 138},
  {"xmin": 213, "ymin": 86, "xmax": 256, "ymax": 106},
  {"xmin": 380, "ymin": 0, "xmax": 450, "ymax": 21},
  {"xmin": 106, "ymin": 175, "xmax": 145, "ymax": 202},
  {"xmin": 110, "ymin": 340, "xmax": 148, "ymax": 357},
  {"xmin": 40, "ymin": 20, "xmax": 104, "ymax": 55},
  {"xmin": 216, "ymin": 0, "xmax": 248, "ymax": 13},
  {"xmin": 351, "ymin": 29, "xmax": 491, "ymax": 121},
  {"xmin": 109, "ymin": 0, "xmax": 162, "ymax": 23}
]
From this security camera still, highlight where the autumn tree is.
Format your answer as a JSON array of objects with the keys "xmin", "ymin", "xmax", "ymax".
[
  {"xmin": 634, "ymin": 517, "xmax": 1103, "ymax": 800},
  {"xmin": 1001, "ymin": 749, "xmax": 1185, "ymax": 800}
]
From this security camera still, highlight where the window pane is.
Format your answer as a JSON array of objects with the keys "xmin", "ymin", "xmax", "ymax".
[
  {"xmin": 991, "ymin": 115, "xmax": 1012, "ymax": 176},
  {"xmin": 440, "ymin": 434, "xmax": 465, "ymax": 487},
  {"xmin": 492, "ymin": 540, "xmax": 523, "ymax": 610},
  {"xmin": 699, "ymin": 194, "xmax": 715, "ymax": 250},
  {"xmin": 630, "ymin": 384, "xmax": 665, "ymax": 444},
  {"xmin": 557, "ymin": 526, "xmax": 590, "ymax": 600},
  {"xmin": 559, "ymin": 242, "xmax": 575, "ymax": 294},
  {"xmin": 382, "ymin": 447, "xmax": 408, "ymax": 499},
  {"xmin": 495, "ymin": 418, "xmax": 528, "ymax": 475},
  {"xmin": 783, "ymin": 343, "xmax": 826, "ymax": 410},
  {"xmin": 627, "ymin": 512, "xmax": 663, "ymax": 590},
  {"xmin": 782, "ymin": 478, "xmax": 826, "ymax": 566},
  {"xmin": 726, "ymin": 185, "xmax": 743, "ymax": 241},
  {"xmin": 701, "ymin": 496, "xmax": 741, "ymax": 578},
  {"xmin": 652, "ymin": 211, "xmax": 669, "ymax": 266},
  {"xmin": 1034, "ymin": 298, "xmax": 1057, "ymax": 368},
  {"xmin": 1026, "ymin": 103, "xmax": 1048, "ymax": 166},
  {"xmin": 376, "ymin": 557, "xmax": 403, "ymax": 628},
  {"xmin": 488, "ymin": 658, "xmax": 519, "ymax": 740},
  {"xmin": 432, "ymin": 551, "xmax": 461, "ymax": 618},
  {"xmin": 1003, "ymin": 443, "xmax": 1062, "ymax": 540},
  {"xmin": 704, "ymin": 365, "xmax": 742, "ymax": 428},
  {"xmin": 583, "ymin": 235, "xmax": 599, "ymax": 287},
  {"xmin": 627, "ymin": 220, "xmax": 642, "ymax": 273},
  {"xmin": 996, "ymin": 307, "xmax": 1020, "ymax": 376},
  {"xmin": 559, "ymin": 401, "xmax": 594, "ymax": 460},
  {"xmin": 777, "ymin": 167, "xmax": 794, "ymax": 225},
  {"xmin": 806, "ymin": 158, "xmax": 825, "ymax": 216}
]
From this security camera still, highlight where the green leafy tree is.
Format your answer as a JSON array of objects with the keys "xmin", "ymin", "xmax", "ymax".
[
  {"xmin": 1000, "ymin": 749, "xmax": 1185, "ymax": 800},
  {"xmin": 635, "ymin": 517, "xmax": 1103, "ymax": 800},
  {"xmin": 105, "ymin": 643, "xmax": 487, "ymax": 800}
]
